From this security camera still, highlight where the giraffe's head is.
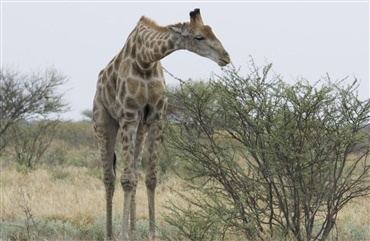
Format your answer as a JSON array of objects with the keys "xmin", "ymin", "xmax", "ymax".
[{"xmin": 168, "ymin": 9, "xmax": 231, "ymax": 67}]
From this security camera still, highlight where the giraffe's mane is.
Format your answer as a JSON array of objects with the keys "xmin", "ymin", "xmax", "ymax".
[{"xmin": 139, "ymin": 16, "xmax": 183, "ymax": 33}]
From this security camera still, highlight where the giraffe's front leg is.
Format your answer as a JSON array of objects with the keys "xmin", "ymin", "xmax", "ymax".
[
  {"xmin": 129, "ymin": 124, "xmax": 147, "ymax": 238},
  {"xmin": 145, "ymin": 120, "xmax": 163, "ymax": 240},
  {"xmin": 119, "ymin": 120, "xmax": 139, "ymax": 240}
]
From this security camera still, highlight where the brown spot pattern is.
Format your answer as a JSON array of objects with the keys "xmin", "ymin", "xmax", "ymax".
[{"xmin": 126, "ymin": 78, "xmax": 139, "ymax": 94}]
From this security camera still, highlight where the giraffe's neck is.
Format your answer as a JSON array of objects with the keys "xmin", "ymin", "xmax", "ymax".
[{"xmin": 129, "ymin": 20, "xmax": 183, "ymax": 71}]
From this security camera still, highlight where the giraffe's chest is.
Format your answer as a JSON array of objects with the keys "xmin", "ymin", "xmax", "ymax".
[
  {"xmin": 121, "ymin": 77, "xmax": 166, "ymax": 107},
  {"xmin": 98, "ymin": 61, "xmax": 167, "ymax": 121},
  {"xmin": 108, "ymin": 75, "xmax": 166, "ymax": 120},
  {"xmin": 121, "ymin": 62, "xmax": 166, "ymax": 107}
]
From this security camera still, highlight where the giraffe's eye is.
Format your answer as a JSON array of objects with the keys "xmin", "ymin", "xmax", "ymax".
[{"xmin": 195, "ymin": 36, "xmax": 205, "ymax": 41}]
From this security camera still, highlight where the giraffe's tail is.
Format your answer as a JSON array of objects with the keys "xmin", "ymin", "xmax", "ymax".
[{"xmin": 113, "ymin": 153, "xmax": 117, "ymax": 177}]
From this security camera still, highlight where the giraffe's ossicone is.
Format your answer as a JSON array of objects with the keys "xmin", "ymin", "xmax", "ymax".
[{"xmin": 92, "ymin": 8, "xmax": 230, "ymax": 240}]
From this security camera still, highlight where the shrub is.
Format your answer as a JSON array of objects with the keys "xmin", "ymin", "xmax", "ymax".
[
  {"xmin": 0, "ymin": 67, "xmax": 68, "ymax": 152},
  {"xmin": 164, "ymin": 62, "xmax": 370, "ymax": 241}
]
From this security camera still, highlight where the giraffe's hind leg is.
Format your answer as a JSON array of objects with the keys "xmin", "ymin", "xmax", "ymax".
[{"xmin": 93, "ymin": 105, "xmax": 118, "ymax": 240}]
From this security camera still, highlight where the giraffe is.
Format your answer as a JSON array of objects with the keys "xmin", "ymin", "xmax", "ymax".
[{"xmin": 92, "ymin": 8, "xmax": 230, "ymax": 240}]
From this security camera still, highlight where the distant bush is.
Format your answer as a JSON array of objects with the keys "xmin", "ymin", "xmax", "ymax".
[
  {"xmin": 0, "ymin": 67, "xmax": 68, "ymax": 172},
  {"xmin": 0, "ymin": 67, "xmax": 68, "ymax": 152},
  {"xmin": 55, "ymin": 121, "xmax": 96, "ymax": 149}
]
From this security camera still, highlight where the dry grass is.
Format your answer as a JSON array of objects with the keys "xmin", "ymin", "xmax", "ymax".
[
  {"xmin": 0, "ymin": 166, "xmax": 186, "ymax": 227},
  {"xmin": 1, "ymin": 167, "xmax": 189, "ymax": 230},
  {"xmin": 1, "ymin": 165, "xmax": 370, "ymax": 240}
]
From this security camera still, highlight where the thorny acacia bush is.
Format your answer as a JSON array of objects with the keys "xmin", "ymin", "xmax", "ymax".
[
  {"xmin": 163, "ymin": 63, "xmax": 370, "ymax": 241},
  {"xmin": 0, "ymin": 67, "xmax": 68, "ymax": 170}
]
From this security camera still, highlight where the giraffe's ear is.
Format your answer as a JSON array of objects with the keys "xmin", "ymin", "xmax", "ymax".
[
  {"xmin": 167, "ymin": 23, "xmax": 190, "ymax": 37},
  {"xmin": 167, "ymin": 26, "xmax": 182, "ymax": 36}
]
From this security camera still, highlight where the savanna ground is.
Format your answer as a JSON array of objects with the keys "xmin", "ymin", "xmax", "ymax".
[{"xmin": 1, "ymin": 121, "xmax": 370, "ymax": 240}]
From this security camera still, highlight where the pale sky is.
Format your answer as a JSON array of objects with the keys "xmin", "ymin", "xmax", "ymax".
[{"xmin": 1, "ymin": 1, "xmax": 369, "ymax": 121}]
